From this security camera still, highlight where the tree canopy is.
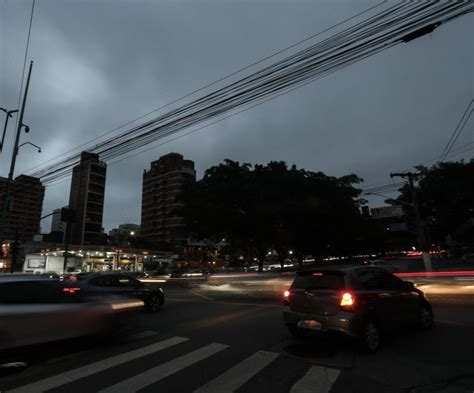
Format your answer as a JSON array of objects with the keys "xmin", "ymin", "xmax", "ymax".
[
  {"xmin": 179, "ymin": 160, "xmax": 368, "ymax": 271},
  {"xmin": 397, "ymin": 160, "xmax": 474, "ymax": 247}
]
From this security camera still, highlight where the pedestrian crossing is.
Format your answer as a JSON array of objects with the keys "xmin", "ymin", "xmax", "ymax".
[{"xmin": 6, "ymin": 336, "xmax": 341, "ymax": 393}]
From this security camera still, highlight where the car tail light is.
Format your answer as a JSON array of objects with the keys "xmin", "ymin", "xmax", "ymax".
[
  {"xmin": 340, "ymin": 292, "xmax": 355, "ymax": 310},
  {"xmin": 63, "ymin": 287, "xmax": 81, "ymax": 294},
  {"xmin": 283, "ymin": 289, "xmax": 291, "ymax": 304}
]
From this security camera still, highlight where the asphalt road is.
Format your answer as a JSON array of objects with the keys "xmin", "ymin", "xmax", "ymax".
[{"xmin": 1, "ymin": 281, "xmax": 473, "ymax": 393}]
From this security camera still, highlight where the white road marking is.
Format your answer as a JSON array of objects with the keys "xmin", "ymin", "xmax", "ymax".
[
  {"xmin": 290, "ymin": 365, "xmax": 340, "ymax": 393},
  {"xmin": 8, "ymin": 336, "xmax": 189, "ymax": 393},
  {"xmin": 194, "ymin": 350, "xmax": 278, "ymax": 392},
  {"xmin": 99, "ymin": 343, "xmax": 229, "ymax": 393}
]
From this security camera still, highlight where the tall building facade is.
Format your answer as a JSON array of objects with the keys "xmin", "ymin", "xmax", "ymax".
[
  {"xmin": 51, "ymin": 207, "xmax": 67, "ymax": 233},
  {"xmin": 0, "ymin": 175, "xmax": 44, "ymax": 241},
  {"xmin": 141, "ymin": 153, "xmax": 196, "ymax": 244},
  {"xmin": 67, "ymin": 152, "xmax": 107, "ymax": 245}
]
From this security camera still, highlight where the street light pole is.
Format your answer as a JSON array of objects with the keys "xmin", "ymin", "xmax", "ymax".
[
  {"xmin": 0, "ymin": 61, "xmax": 34, "ymax": 246},
  {"xmin": 0, "ymin": 108, "xmax": 19, "ymax": 155},
  {"xmin": 8, "ymin": 61, "xmax": 33, "ymax": 182}
]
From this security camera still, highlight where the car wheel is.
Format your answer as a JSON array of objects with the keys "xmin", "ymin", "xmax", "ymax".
[
  {"xmin": 360, "ymin": 320, "xmax": 381, "ymax": 353},
  {"xmin": 145, "ymin": 293, "xmax": 163, "ymax": 312},
  {"xmin": 419, "ymin": 303, "xmax": 434, "ymax": 330},
  {"xmin": 287, "ymin": 324, "xmax": 309, "ymax": 338}
]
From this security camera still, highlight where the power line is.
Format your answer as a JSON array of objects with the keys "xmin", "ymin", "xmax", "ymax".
[
  {"xmin": 31, "ymin": 1, "xmax": 471, "ymax": 186},
  {"xmin": 439, "ymin": 99, "xmax": 474, "ymax": 162},
  {"xmin": 3, "ymin": 1, "xmax": 472, "ymax": 194},
  {"xmin": 20, "ymin": 0, "xmax": 389, "ymax": 176},
  {"xmin": 27, "ymin": 1, "xmax": 408, "ymax": 182},
  {"xmin": 440, "ymin": 108, "xmax": 473, "ymax": 162}
]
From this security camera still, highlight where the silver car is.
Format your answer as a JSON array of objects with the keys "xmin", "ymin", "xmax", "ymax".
[
  {"xmin": 0, "ymin": 276, "xmax": 143, "ymax": 351},
  {"xmin": 283, "ymin": 266, "xmax": 433, "ymax": 352}
]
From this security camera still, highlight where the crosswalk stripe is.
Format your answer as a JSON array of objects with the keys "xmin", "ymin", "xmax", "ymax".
[
  {"xmin": 194, "ymin": 350, "xmax": 279, "ymax": 392},
  {"xmin": 290, "ymin": 365, "xmax": 340, "ymax": 393},
  {"xmin": 99, "ymin": 343, "xmax": 229, "ymax": 393},
  {"xmin": 8, "ymin": 336, "xmax": 189, "ymax": 393}
]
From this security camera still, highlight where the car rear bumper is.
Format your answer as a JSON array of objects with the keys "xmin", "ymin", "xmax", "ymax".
[{"xmin": 283, "ymin": 310, "xmax": 362, "ymax": 337}]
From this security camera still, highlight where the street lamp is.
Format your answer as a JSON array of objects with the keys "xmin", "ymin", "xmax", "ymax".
[
  {"xmin": 0, "ymin": 61, "xmax": 33, "ymax": 246},
  {"xmin": 18, "ymin": 141, "xmax": 41, "ymax": 153}
]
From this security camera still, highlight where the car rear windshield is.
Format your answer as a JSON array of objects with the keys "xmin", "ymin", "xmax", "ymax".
[{"xmin": 291, "ymin": 271, "xmax": 345, "ymax": 290}]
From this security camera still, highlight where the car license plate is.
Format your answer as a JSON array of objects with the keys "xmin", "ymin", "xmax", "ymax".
[{"xmin": 298, "ymin": 320, "xmax": 322, "ymax": 330}]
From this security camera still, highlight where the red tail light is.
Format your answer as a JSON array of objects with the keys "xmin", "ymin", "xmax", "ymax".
[
  {"xmin": 283, "ymin": 289, "xmax": 291, "ymax": 305},
  {"xmin": 63, "ymin": 287, "xmax": 81, "ymax": 294},
  {"xmin": 340, "ymin": 292, "xmax": 354, "ymax": 306},
  {"xmin": 340, "ymin": 292, "xmax": 355, "ymax": 311}
]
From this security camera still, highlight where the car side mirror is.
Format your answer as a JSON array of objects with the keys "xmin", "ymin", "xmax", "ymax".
[{"xmin": 403, "ymin": 281, "xmax": 415, "ymax": 290}]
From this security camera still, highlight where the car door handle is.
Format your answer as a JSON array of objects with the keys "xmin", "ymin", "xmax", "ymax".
[
  {"xmin": 305, "ymin": 291, "xmax": 315, "ymax": 297},
  {"xmin": 378, "ymin": 293, "xmax": 392, "ymax": 298}
]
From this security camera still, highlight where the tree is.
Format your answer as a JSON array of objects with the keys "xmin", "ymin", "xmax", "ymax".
[
  {"xmin": 179, "ymin": 160, "xmax": 365, "ymax": 271},
  {"xmin": 396, "ymin": 160, "xmax": 474, "ymax": 248}
]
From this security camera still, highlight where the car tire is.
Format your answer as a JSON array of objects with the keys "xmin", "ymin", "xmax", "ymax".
[
  {"xmin": 145, "ymin": 293, "xmax": 163, "ymax": 312},
  {"xmin": 359, "ymin": 320, "xmax": 381, "ymax": 353},
  {"xmin": 419, "ymin": 303, "xmax": 434, "ymax": 330},
  {"xmin": 287, "ymin": 324, "xmax": 309, "ymax": 339}
]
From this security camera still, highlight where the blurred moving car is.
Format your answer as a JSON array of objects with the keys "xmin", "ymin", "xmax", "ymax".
[
  {"xmin": 283, "ymin": 266, "xmax": 433, "ymax": 352},
  {"xmin": 0, "ymin": 275, "xmax": 142, "ymax": 351},
  {"xmin": 64, "ymin": 272, "xmax": 164, "ymax": 312},
  {"xmin": 170, "ymin": 269, "xmax": 206, "ymax": 278},
  {"xmin": 363, "ymin": 259, "xmax": 400, "ymax": 272},
  {"xmin": 125, "ymin": 271, "xmax": 150, "ymax": 279}
]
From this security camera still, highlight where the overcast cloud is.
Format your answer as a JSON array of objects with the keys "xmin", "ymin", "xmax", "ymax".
[{"xmin": 1, "ymin": 0, "xmax": 473, "ymax": 233}]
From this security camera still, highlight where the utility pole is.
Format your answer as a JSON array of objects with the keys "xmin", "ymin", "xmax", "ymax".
[
  {"xmin": 0, "ymin": 108, "xmax": 19, "ymax": 155},
  {"xmin": 63, "ymin": 220, "xmax": 70, "ymax": 275},
  {"xmin": 8, "ymin": 61, "xmax": 33, "ymax": 184},
  {"xmin": 390, "ymin": 172, "xmax": 432, "ymax": 272},
  {"xmin": 0, "ymin": 61, "xmax": 34, "ymax": 246},
  {"xmin": 61, "ymin": 207, "xmax": 75, "ymax": 275}
]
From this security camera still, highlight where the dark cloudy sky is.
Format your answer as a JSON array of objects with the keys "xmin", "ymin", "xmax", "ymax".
[{"xmin": 1, "ymin": 0, "xmax": 473, "ymax": 233}]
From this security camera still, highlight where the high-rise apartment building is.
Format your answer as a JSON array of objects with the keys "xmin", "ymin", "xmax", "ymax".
[
  {"xmin": 141, "ymin": 153, "xmax": 196, "ymax": 244},
  {"xmin": 50, "ymin": 207, "xmax": 67, "ymax": 233},
  {"xmin": 0, "ymin": 175, "xmax": 44, "ymax": 241},
  {"xmin": 67, "ymin": 152, "xmax": 107, "ymax": 245}
]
